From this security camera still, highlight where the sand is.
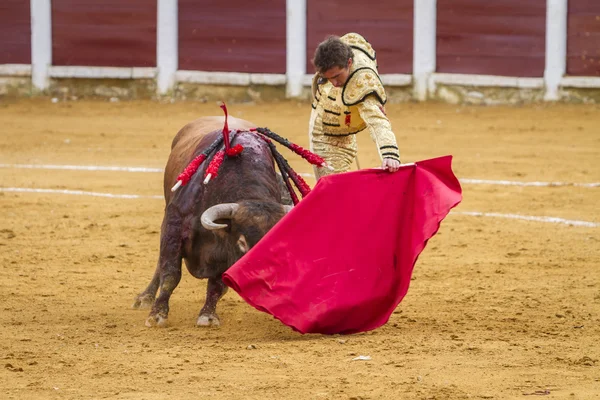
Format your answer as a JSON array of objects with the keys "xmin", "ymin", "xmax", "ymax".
[{"xmin": 0, "ymin": 98, "xmax": 598, "ymax": 399}]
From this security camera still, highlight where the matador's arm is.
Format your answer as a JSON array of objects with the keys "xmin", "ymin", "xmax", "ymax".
[{"xmin": 356, "ymin": 95, "xmax": 401, "ymax": 163}]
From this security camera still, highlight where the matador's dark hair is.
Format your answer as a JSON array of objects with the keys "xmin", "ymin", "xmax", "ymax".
[{"xmin": 312, "ymin": 35, "xmax": 354, "ymax": 74}]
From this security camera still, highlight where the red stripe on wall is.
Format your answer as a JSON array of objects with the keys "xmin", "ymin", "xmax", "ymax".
[
  {"xmin": 52, "ymin": 0, "xmax": 156, "ymax": 68},
  {"xmin": 0, "ymin": 0, "xmax": 31, "ymax": 64},
  {"xmin": 437, "ymin": 0, "xmax": 546, "ymax": 77},
  {"xmin": 306, "ymin": 0, "xmax": 413, "ymax": 75},
  {"xmin": 178, "ymin": 0, "xmax": 286, "ymax": 74},
  {"xmin": 567, "ymin": 0, "xmax": 600, "ymax": 76}
]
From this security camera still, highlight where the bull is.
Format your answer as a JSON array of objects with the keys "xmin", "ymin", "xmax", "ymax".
[{"xmin": 133, "ymin": 116, "xmax": 292, "ymax": 327}]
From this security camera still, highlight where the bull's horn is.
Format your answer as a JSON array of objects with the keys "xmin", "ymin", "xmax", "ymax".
[
  {"xmin": 201, "ymin": 203, "xmax": 240, "ymax": 230},
  {"xmin": 283, "ymin": 205, "xmax": 294, "ymax": 213}
]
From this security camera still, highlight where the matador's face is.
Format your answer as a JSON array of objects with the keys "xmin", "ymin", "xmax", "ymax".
[{"xmin": 322, "ymin": 58, "xmax": 353, "ymax": 88}]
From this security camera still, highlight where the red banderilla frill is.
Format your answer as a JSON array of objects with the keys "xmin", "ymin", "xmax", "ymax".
[
  {"xmin": 203, "ymin": 150, "xmax": 225, "ymax": 184},
  {"xmin": 250, "ymin": 127, "xmax": 333, "ymax": 171}
]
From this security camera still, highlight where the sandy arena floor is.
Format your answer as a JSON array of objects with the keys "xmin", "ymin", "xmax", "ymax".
[{"xmin": 0, "ymin": 98, "xmax": 599, "ymax": 399}]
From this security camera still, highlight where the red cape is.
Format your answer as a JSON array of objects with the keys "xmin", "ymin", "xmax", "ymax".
[{"xmin": 222, "ymin": 156, "xmax": 462, "ymax": 334}]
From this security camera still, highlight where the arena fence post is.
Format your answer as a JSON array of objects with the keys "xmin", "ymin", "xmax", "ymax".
[
  {"xmin": 285, "ymin": 0, "xmax": 307, "ymax": 98},
  {"xmin": 413, "ymin": 0, "xmax": 437, "ymax": 101},
  {"xmin": 30, "ymin": 0, "xmax": 52, "ymax": 92},
  {"xmin": 544, "ymin": 0, "xmax": 568, "ymax": 101},
  {"xmin": 157, "ymin": 0, "xmax": 178, "ymax": 95}
]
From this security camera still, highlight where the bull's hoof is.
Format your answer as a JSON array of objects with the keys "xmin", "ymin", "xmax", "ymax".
[
  {"xmin": 145, "ymin": 314, "xmax": 168, "ymax": 328},
  {"xmin": 132, "ymin": 293, "xmax": 155, "ymax": 310},
  {"xmin": 196, "ymin": 313, "xmax": 221, "ymax": 327}
]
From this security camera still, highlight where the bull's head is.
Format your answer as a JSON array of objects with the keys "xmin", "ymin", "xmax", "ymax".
[{"xmin": 201, "ymin": 201, "xmax": 293, "ymax": 254}]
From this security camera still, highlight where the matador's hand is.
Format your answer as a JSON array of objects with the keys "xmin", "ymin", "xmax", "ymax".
[{"xmin": 382, "ymin": 158, "xmax": 401, "ymax": 172}]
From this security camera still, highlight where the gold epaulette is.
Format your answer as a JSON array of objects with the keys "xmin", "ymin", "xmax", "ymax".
[
  {"xmin": 341, "ymin": 33, "xmax": 376, "ymax": 61},
  {"xmin": 342, "ymin": 67, "xmax": 387, "ymax": 106}
]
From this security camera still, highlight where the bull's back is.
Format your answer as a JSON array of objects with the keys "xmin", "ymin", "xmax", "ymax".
[
  {"xmin": 164, "ymin": 116, "xmax": 256, "ymax": 196},
  {"xmin": 170, "ymin": 116, "xmax": 255, "ymax": 154}
]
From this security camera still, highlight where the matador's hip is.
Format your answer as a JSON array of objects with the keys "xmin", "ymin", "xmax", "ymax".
[{"xmin": 311, "ymin": 133, "xmax": 357, "ymax": 179}]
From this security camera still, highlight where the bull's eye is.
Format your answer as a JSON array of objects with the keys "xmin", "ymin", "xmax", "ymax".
[{"xmin": 237, "ymin": 234, "xmax": 249, "ymax": 254}]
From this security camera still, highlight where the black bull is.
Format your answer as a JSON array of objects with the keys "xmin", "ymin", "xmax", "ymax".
[{"xmin": 133, "ymin": 116, "xmax": 292, "ymax": 327}]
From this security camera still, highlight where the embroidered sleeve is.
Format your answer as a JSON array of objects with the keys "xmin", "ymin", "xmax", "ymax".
[
  {"xmin": 308, "ymin": 106, "xmax": 319, "ymax": 140},
  {"xmin": 311, "ymin": 73, "xmax": 323, "ymax": 108},
  {"xmin": 356, "ymin": 95, "xmax": 400, "ymax": 162},
  {"xmin": 309, "ymin": 73, "xmax": 323, "ymax": 137}
]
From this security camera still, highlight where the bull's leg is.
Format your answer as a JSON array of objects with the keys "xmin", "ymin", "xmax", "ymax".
[
  {"xmin": 145, "ymin": 257, "xmax": 182, "ymax": 327},
  {"xmin": 145, "ymin": 215, "xmax": 183, "ymax": 328},
  {"xmin": 197, "ymin": 276, "xmax": 229, "ymax": 327},
  {"xmin": 132, "ymin": 261, "xmax": 160, "ymax": 309}
]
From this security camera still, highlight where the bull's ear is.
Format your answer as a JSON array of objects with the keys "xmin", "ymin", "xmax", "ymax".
[{"xmin": 237, "ymin": 234, "xmax": 249, "ymax": 253}]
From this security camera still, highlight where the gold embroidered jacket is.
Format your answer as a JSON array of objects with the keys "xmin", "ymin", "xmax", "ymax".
[{"xmin": 310, "ymin": 33, "xmax": 400, "ymax": 163}]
